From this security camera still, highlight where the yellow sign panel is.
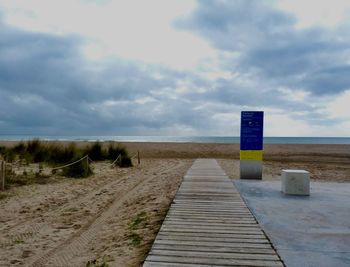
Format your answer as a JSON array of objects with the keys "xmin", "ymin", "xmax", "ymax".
[{"xmin": 240, "ymin": 150, "xmax": 263, "ymax": 161}]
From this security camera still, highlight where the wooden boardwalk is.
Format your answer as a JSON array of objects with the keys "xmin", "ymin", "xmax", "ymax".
[{"xmin": 143, "ymin": 159, "xmax": 283, "ymax": 267}]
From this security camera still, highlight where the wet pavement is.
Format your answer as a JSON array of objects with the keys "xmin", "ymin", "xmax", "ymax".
[{"xmin": 234, "ymin": 180, "xmax": 350, "ymax": 267}]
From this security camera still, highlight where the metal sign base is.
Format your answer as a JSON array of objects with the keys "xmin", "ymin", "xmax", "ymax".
[{"xmin": 240, "ymin": 160, "xmax": 262, "ymax": 179}]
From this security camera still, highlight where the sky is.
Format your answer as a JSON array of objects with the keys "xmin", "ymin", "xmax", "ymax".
[{"xmin": 0, "ymin": 0, "xmax": 350, "ymax": 137}]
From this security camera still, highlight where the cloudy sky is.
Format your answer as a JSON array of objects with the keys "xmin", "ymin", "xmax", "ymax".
[{"xmin": 1, "ymin": 0, "xmax": 350, "ymax": 137}]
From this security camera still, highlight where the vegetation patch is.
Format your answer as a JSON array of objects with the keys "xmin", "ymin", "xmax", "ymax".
[
  {"xmin": 86, "ymin": 258, "xmax": 109, "ymax": 267},
  {"xmin": 117, "ymin": 156, "xmax": 133, "ymax": 168},
  {"xmin": 85, "ymin": 142, "xmax": 104, "ymax": 161},
  {"xmin": 129, "ymin": 211, "xmax": 148, "ymax": 230},
  {"xmin": 62, "ymin": 156, "xmax": 92, "ymax": 178},
  {"xmin": 13, "ymin": 239, "xmax": 24, "ymax": 244},
  {"xmin": 128, "ymin": 232, "xmax": 143, "ymax": 246},
  {"xmin": 0, "ymin": 140, "xmax": 132, "ymax": 165},
  {"xmin": 4, "ymin": 167, "xmax": 50, "ymax": 187},
  {"xmin": 0, "ymin": 192, "xmax": 9, "ymax": 200},
  {"xmin": 128, "ymin": 211, "xmax": 148, "ymax": 247},
  {"xmin": 0, "ymin": 140, "xmax": 133, "ymax": 183}
]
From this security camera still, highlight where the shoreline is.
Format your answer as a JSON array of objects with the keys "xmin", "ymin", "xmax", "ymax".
[
  {"xmin": 1, "ymin": 140, "xmax": 349, "ymax": 161},
  {"xmin": 0, "ymin": 136, "xmax": 349, "ymax": 145}
]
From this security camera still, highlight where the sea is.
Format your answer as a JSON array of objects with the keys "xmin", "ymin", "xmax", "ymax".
[{"xmin": 0, "ymin": 135, "xmax": 350, "ymax": 144}]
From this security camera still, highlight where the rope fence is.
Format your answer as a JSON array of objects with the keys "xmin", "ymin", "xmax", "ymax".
[
  {"xmin": 50, "ymin": 155, "xmax": 89, "ymax": 171},
  {"xmin": 110, "ymin": 154, "xmax": 122, "ymax": 166},
  {"xmin": 131, "ymin": 150, "xmax": 141, "ymax": 165},
  {"xmin": 0, "ymin": 150, "xmax": 141, "ymax": 191},
  {"xmin": 110, "ymin": 150, "xmax": 140, "ymax": 167}
]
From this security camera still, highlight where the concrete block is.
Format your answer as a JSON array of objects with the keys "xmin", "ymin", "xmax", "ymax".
[{"xmin": 281, "ymin": 169, "xmax": 310, "ymax": 196}]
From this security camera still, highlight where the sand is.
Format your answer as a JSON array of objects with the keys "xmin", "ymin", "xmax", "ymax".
[
  {"xmin": 0, "ymin": 141, "xmax": 349, "ymax": 266},
  {"xmin": 118, "ymin": 142, "xmax": 350, "ymax": 182}
]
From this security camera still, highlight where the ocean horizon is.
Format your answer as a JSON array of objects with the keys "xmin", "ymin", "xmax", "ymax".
[{"xmin": 0, "ymin": 135, "xmax": 350, "ymax": 145}]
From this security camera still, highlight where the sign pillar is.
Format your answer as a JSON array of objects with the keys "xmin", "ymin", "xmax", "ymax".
[{"xmin": 240, "ymin": 111, "xmax": 264, "ymax": 179}]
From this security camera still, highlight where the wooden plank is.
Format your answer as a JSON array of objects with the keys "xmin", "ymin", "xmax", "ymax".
[
  {"xmin": 173, "ymin": 198, "xmax": 244, "ymax": 202},
  {"xmin": 157, "ymin": 232, "xmax": 265, "ymax": 239},
  {"xmin": 164, "ymin": 216, "xmax": 256, "ymax": 222},
  {"xmin": 162, "ymin": 223, "xmax": 259, "ymax": 229},
  {"xmin": 156, "ymin": 236, "xmax": 269, "ymax": 244},
  {"xmin": 143, "ymin": 159, "xmax": 282, "ymax": 267},
  {"xmin": 158, "ymin": 230, "xmax": 263, "ymax": 236},
  {"xmin": 168, "ymin": 212, "xmax": 254, "ymax": 217},
  {"xmin": 151, "ymin": 244, "xmax": 276, "ymax": 254},
  {"xmin": 144, "ymin": 262, "xmax": 216, "ymax": 267},
  {"xmin": 166, "ymin": 215, "xmax": 256, "ymax": 221},
  {"xmin": 182, "ymin": 180, "xmax": 232, "ymax": 183},
  {"xmin": 161, "ymin": 228, "xmax": 261, "ymax": 233},
  {"xmin": 153, "ymin": 239, "xmax": 273, "ymax": 249},
  {"xmin": 180, "ymin": 182, "xmax": 233, "ymax": 185},
  {"xmin": 161, "ymin": 225, "xmax": 261, "ymax": 234},
  {"xmin": 170, "ymin": 205, "xmax": 247, "ymax": 209},
  {"xmin": 169, "ymin": 205, "xmax": 251, "ymax": 209},
  {"xmin": 173, "ymin": 200, "xmax": 243, "ymax": 204},
  {"xmin": 185, "ymin": 174, "xmax": 227, "ymax": 177},
  {"xmin": 145, "ymin": 255, "xmax": 283, "ymax": 267},
  {"xmin": 149, "ymin": 249, "xmax": 280, "ymax": 261},
  {"xmin": 169, "ymin": 206, "xmax": 251, "ymax": 211},
  {"xmin": 166, "ymin": 211, "xmax": 255, "ymax": 217},
  {"xmin": 163, "ymin": 221, "xmax": 258, "ymax": 227},
  {"xmin": 164, "ymin": 221, "xmax": 258, "ymax": 227}
]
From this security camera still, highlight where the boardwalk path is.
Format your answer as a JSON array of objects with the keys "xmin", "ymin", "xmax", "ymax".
[{"xmin": 143, "ymin": 159, "xmax": 283, "ymax": 267}]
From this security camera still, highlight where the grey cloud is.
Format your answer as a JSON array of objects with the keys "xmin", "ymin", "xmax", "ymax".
[
  {"xmin": 303, "ymin": 65, "xmax": 350, "ymax": 94},
  {"xmin": 1, "ymin": 0, "xmax": 349, "ymax": 137},
  {"xmin": 177, "ymin": 0, "xmax": 350, "ymax": 95},
  {"xmin": 0, "ymin": 20, "xmax": 221, "ymax": 135},
  {"xmin": 176, "ymin": 71, "xmax": 339, "ymax": 129},
  {"xmin": 175, "ymin": 0, "xmax": 295, "ymax": 52}
]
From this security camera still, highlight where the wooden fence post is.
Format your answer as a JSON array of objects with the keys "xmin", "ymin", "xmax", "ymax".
[
  {"xmin": 137, "ymin": 150, "xmax": 140, "ymax": 165},
  {"xmin": 1, "ymin": 161, "xmax": 5, "ymax": 191},
  {"xmin": 86, "ymin": 156, "xmax": 89, "ymax": 170}
]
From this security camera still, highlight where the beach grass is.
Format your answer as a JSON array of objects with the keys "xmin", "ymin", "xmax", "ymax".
[{"xmin": 0, "ymin": 139, "xmax": 132, "ymax": 184}]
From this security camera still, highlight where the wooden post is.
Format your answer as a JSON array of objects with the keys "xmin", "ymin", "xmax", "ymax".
[
  {"xmin": 137, "ymin": 150, "xmax": 140, "ymax": 165},
  {"xmin": 86, "ymin": 156, "xmax": 89, "ymax": 170},
  {"xmin": 1, "ymin": 161, "xmax": 5, "ymax": 191}
]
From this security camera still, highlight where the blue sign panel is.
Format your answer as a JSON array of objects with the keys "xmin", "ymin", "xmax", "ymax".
[{"xmin": 240, "ymin": 111, "xmax": 264, "ymax": 150}]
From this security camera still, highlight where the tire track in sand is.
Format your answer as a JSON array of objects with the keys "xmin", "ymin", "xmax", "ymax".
[
  {"xmin": 2, "ymin": 163, "xmax": 134, "ymax": 230},
  {"xmin": 28, "ymin": 160, "xmax": 183, "ymax": 267},
  {"xmin": 1, "ymin": 161, "xmax": 172, "ymax": 247}
]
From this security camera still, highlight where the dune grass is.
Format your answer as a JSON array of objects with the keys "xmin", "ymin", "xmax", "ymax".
[{"xmin": 0, "ymin": 140, "xmax": 132, "ymax": 183}]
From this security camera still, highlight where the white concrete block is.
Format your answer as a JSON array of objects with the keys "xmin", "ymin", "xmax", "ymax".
[{"xmin": 281, "ymin": 169, "xmax": 310, "ymax": 196}]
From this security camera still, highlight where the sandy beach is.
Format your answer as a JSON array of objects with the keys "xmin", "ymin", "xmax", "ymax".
[{"xmin": 0, "ymin": 141, "xmax": 349, "ymax": 266}]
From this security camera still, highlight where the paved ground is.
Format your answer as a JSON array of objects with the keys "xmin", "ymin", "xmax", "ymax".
[
  {"xmin": 144, "ymin": 159, "xmax": 283, "ymax": 266},
  {"xmin": 234, "ymin": 180, "xmax": 350, "ymax": 267}
]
